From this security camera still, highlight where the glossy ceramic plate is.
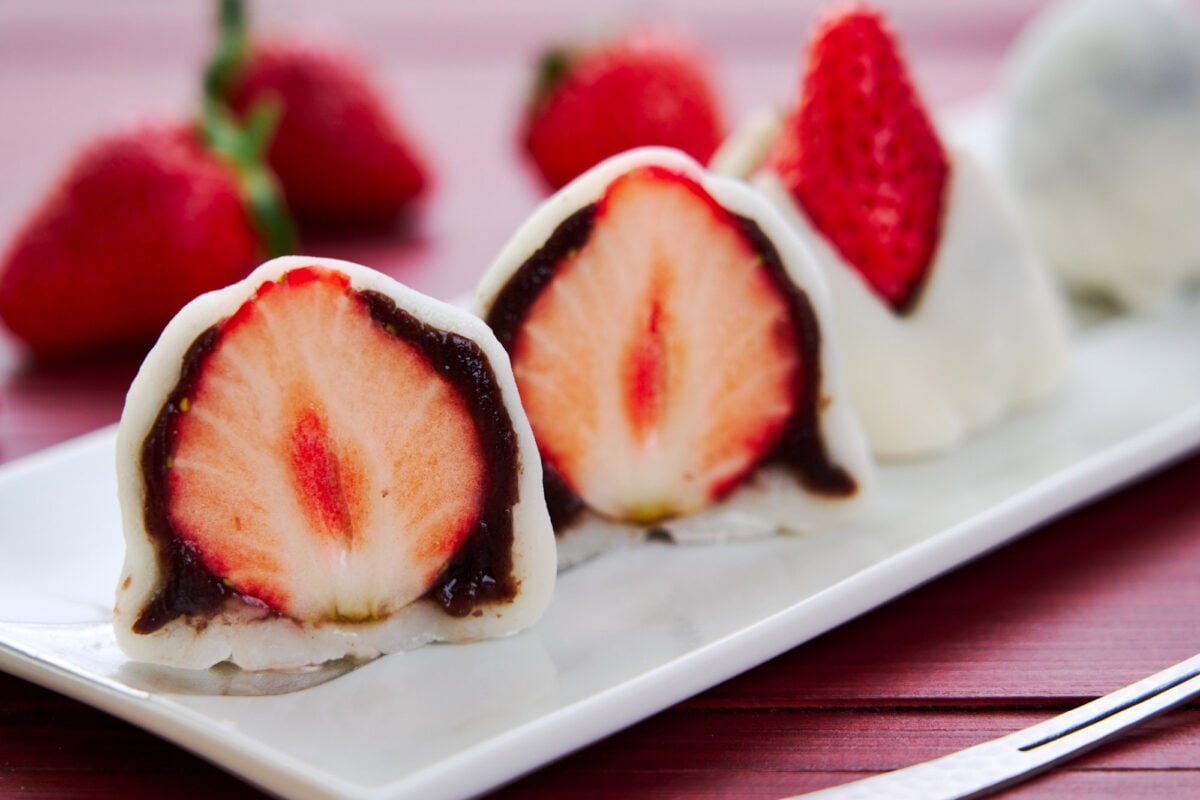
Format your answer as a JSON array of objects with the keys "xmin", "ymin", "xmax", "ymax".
[{"xmin": 1, "ymin": 285, "xmax": 1198, "ymax": 799}]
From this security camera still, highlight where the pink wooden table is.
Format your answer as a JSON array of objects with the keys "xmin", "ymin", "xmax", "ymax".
[{"xmin": 2, "ymin": 2, "xmax": 1199, "ymax": 797}]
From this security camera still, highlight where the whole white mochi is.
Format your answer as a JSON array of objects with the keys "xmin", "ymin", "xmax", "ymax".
[
  {"xmin": 1000, "ymin": 0, "xmax": 1200, "ymax": 308},
  {"xmin": 114, "ymin": 255, "xmax": 556, "ymax": 670},
  {"xmin": 474, "ymin": 147, "xmax": 874, "ymax": 566},
  {"xmin": 754, "ymin": 146, "xmax": 1071, "ymax": 460}
]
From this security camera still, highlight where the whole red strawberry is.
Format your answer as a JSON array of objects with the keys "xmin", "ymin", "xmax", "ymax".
[
  {"xmin": 225, "ymin": 40, "xmax": 430, "ymax": 233},
  {"xmin": 764, "ymin": 5, "xmax": 949, "ymax": 313},
  {"xmin": 0, "ymin": 124, "xmax": 262, "ymax": 360},
  {"xmin": 521, "ymin": 28, "xmax": 726, "ymax": 191}
]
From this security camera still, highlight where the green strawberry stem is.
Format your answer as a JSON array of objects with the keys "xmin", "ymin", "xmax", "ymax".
[
  {"xmin": 201, "ymin": 101, "xmax": 296, "ymax": 258},
  {"xmin": 201, "ymin": 0, "xmax": 296, "ymax": 258},
  {"xmin": 531, "ymin": 48, "xmax": 571, "ymax": 108},
  {"xmin": 204, "ymin": 0, "xmax": 248, "ymax": 102}
]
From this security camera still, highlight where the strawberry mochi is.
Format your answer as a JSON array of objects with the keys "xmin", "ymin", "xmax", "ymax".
[
  {"xmin": 717, "ymin": 6, "xmax": 1069, "ymax": 459},
  {"xmin": 114, "ymin": 256, "xmax": 555, "ymax": 670},
  {"xmin": 1000, "ymin": 0, "xmax": 1200, "ymax": 308},
  {"xmin": 753, "ymin": 154, "xmax": 1069, "ymax": 459},
  {"xmin": 474, "ymin": 147, "xmax": 872, "ymax": 565}
]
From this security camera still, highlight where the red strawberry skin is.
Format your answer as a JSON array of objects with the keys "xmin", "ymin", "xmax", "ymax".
[
  {"xmin": 521, "ymin": 29, "xmax": 726, "ymax": 191},
  {"xmin": 228, "ymin": 41, "xmax": 430, "ymax": 233},
  {"xmin": 764, "ymin": 6, "xmax": 948, "ymax": 312},
  {"xmin": 0, "ymin": 124, "xmax": 260, "ymax": 361}
]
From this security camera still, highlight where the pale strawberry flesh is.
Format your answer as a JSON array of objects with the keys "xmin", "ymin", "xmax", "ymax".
[
  {"xmin": 488, "ymin": 167, "xmax": 855, "ymax": 528},
  {"xmin": 764, "ymin": 6, "xmax": 949, "ymax": 313},
  {"xmin": 135, "ymin": 266, "xmax": 518, "ymax": 632}
]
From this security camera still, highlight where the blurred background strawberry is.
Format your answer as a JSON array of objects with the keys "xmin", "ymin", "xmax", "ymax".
[
  {"xmin": 0, "ymin": 0, "xmax": 442, "ymax": 362},
  {"xmin": 519, "ymin": 26, "xmax": 727, "ymax": 191},
  {"xmin": 0, "ymin": 121, "xmax": 270, "ymax": 361},
  {"xmin": 0, "ymin": 0, "xmax": 299, "ymax": 362},
  {"xmin": 217, "ymin": 0, "xmax": 432, "ymax": 234}
]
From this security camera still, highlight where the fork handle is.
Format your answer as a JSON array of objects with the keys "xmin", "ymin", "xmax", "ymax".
[{"xmin": 788, "ymin": 652, "xmax": 1200, "ymax": 800}]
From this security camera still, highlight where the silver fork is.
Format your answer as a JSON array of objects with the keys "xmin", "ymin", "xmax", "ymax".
[{"xmin": 790, "ymin": 651, "xmax": 1200, "ymax": 799}]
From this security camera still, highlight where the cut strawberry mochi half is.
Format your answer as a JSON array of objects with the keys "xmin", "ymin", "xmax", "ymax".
[
  {"xmin": 475, "ymin": 147, "xmax": 871, "ymax": 564},
  {"xmin": 114, "ymin": 256, "xmax": 555, "ymax": 670}
]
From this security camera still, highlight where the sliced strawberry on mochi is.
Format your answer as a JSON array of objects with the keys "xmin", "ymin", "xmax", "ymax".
[
  {"xmin": 479, "ymin": 150, "xmax": 866, "ymax": 538},
  {"xmin": 115, "ymin": 258, "xmax": 555, "ymax": 670},
  {"xmin": 160, "ymin": 266, "xmax": 490, "ymax": 624},
  {"xmin": 503, "ymin": 168, "xmax": 797, "ymax": 522},
  {"xmin": 763, "ymin": 6, "xmax": 949, "ymax": 313}
]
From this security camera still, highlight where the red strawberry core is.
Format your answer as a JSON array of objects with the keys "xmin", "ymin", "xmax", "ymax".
[
  {"xmin": 289, "ymin": 406, "xmax": 358, "ymax": 543},
  {"xmin": 623, "ymin": 278, "xmax": 671, "ymax": 442}
]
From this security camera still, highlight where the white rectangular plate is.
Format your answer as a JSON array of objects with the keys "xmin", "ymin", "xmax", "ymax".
[{"xmin": 1, "ymin": 290, "xmax": 1199, "ymax": 800}]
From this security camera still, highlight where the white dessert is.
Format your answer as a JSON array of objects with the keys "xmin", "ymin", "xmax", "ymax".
[
  {"xmin": 1000, "ymin": 0, "xmax": 1200, "ymax": 308},
  {"xmin": 753, "ymin": 147, "xmax": 1070, "ymax": 459},
  {"xmin": 115, "ymin": 256, "xmax": 556, "ymax": 670},
  {"xmin": 474, "ymin": 147, "xmax": 873, "ymax": 566}
]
